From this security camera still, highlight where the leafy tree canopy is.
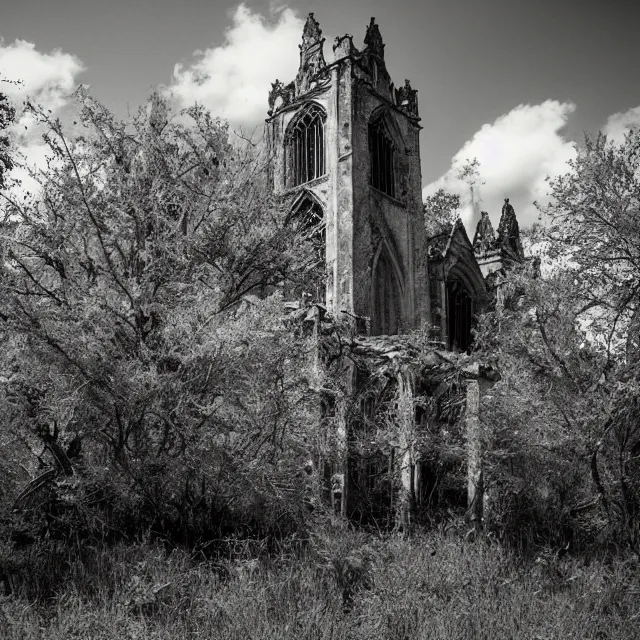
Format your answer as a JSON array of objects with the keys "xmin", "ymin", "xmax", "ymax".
[{"xmin": 0, "ymin": 89, "xmax": 321, "ymax": 535}]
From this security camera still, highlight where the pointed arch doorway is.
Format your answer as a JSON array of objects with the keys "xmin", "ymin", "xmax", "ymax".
[
  {"xmin": 446, "ymin": 277, "xmax": 474, "ymax": 353},
  {"xmin": 371, "ymin": 242, "xmax": 403, "ymax": 336}
]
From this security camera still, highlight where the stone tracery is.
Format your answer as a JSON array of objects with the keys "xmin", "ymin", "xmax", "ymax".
[{"xmin": 285, "ymin": 103, "xmax": 326, "ymax": 188}]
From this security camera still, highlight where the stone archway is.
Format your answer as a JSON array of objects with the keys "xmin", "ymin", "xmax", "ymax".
[{"xmin": 371, "ymin": 242, "xmax": 403, "ymax": 336}]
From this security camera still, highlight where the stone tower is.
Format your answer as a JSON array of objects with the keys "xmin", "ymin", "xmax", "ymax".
[{"xmin": 266, "ymin": 15, "xmax": 429, "ymax": 335}]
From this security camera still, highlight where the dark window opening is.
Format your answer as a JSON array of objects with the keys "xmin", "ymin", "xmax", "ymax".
[
  {"xmin": 368, "ymin": 118, "xmax": 396, "ymax": 198},
  {"xmin": 447, "ymin": 279, "xmax": 474, "ymax": 352},
  {"xmin": 287, "ymin": 198, "xmax": 326, "ymax": 303},
  {"xmin": 286, "ymin": 105, "xmax": 326, "ymax": 188}
]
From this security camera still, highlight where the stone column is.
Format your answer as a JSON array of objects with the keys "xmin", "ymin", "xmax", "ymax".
[
  {"xmin": 332, "ymin": 358, "xmax": 357, "ymax": 517},
  {"xmin": 465, "ymin": 365, "xmax": 483, "ymax": 531},
  {"xmin": 395, "ymin": 369, "xmax": 416, "ymax": 532},
  {"xmin": 440, "ymin": 277, "xmax": 448, "ymax": 347}
]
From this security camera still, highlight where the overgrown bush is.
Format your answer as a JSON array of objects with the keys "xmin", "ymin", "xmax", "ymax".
[{"xmin": 0, "ymin": 90, "xmax": 324, "ymax": 551}]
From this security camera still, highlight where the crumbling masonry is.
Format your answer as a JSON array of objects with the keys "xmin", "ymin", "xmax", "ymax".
[{"xmin": 267, "ymin": 14, "xmax": 525, "ymax": 528}]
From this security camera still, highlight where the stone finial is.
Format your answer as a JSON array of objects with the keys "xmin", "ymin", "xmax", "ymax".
[
  {"xmin": 497, "ymin": 198, "xmax": 524, "ymax": 262},
  {"xmin": 267, "ymin": 79, "xmax": 295, "ymax": 116},
  {"xmin": 333, "ymin": 34, "xmax": 356, "ymax": 58},
  {"xmin": 364, "ymin": 17, "xmax": 385, "ymax": 58},
  {"xmin": 395, "ymin": 79, "xmax": 419, "ymax": 117},
  {"xmin": 472, "ymin": 211, "xmax": 496, "ymax": 254},
  {"xmin": 301, "ymin": 12, "xmax": 322, "ymax": 49},
  {"xmin": 295, "ymin": 13, "xmax": 327, "ymax": 96}
]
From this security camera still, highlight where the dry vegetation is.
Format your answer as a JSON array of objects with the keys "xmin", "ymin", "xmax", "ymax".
[{"xmin": 1, "ymin": 524, "xmax": 639, "ymax": 640}]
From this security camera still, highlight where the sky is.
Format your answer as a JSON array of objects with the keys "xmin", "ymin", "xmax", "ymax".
[{"xmin": 2, "ymin": 0, "xmax": 640, "ymax": 229}]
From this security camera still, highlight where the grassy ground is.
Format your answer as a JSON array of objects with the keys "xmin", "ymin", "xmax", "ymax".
[{"xmin": 1, "ymin": 527, "xmax": 639, "ymax": 639}]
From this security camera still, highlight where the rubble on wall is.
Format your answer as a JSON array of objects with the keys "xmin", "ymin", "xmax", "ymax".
[{"xmin": 284, "ymin": 299, "xmax": 495, "ymax": 529}]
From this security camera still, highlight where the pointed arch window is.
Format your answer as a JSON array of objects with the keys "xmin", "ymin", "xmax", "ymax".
[
  {"xmin": 371, "ymin": 244, "xmax": 402, "ymax": 336},
  {"xmin": 286, "ymin": 196, "xmax": 326, "ymax": 303},
  {"xmin": 286, "ymin": 104, "xmax": 326, "ymax": 188},
  {"xmin": 446, "ymin": 278, "xmax": 474, "ymax": 353},
  {"xmin": 368, "ymin": 116, "xmax": 396, "ymax": 198}
]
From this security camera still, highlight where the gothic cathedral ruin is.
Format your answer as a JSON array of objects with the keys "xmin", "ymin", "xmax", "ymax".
[
  {"xmin": 265, "ymin": 14, "xmax": 525, "ymax": 527},
  {"xmin": 266, "ymin": 13, "xmax": 523, "ymax": 347}
]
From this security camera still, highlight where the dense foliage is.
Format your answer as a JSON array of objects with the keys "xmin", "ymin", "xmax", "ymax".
[
  {"xmin": 476, "ymin": 130, "xmax": 640, "ymax": 550},
  {"xmin": 423, "ymin": 188, "xmax": 461, "ymax": 236},
  {"xmin": 0, "ymin": 90, "xmax": 323, "ymax": 544}
]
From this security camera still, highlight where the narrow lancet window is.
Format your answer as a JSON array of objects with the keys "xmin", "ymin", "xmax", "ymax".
[
  {"xmin": 286, "ymin": 105, "xmax": 326, "ymax": 188},
  {"xmin": 368, "ymin": 118, "xmax": 396, "ymax": 198},
  {"xmin": 371, "ymin": 246, "xmax": 401, "ymax": 336}
]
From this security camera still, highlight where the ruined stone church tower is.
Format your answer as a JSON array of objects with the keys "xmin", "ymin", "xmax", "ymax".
[
  {"xmin": 266, "ymin": 15, "xmax": 429, "ymax": 336},
  {"xmin": 264, "ymin": 14, "xmax": 528, "ymax": 525},
  {"xmin": 266, "ymin": 14, "xmax": 525, "ymax": 352}
]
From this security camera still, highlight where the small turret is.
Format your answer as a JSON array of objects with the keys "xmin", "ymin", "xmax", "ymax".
[
  {"xmin": 333, "ymin": 34, "xmax": 356, "ymax": 58},
  {"xmin": 497, "ymin": 198, "xmax": 524, "ymax": 264},
  {"xmin": 395, "ymin": 79, "xmax": 419, "ymax": 118},
  {"xmin": 473, "ymin": 211, "xmax": 496, "ymax": 254}
]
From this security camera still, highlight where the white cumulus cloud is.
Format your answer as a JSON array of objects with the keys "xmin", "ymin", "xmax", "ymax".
[
  {"xmin": 423, "ymin": 100, "xmax": 577, "ymax": 229},
  {"xmin": 602, "ymin": 105, "xmax": 640, "ymax": 145},
  {"xmin": 0, "ymin": 38, "xmax": 85, "ymax": 194},
  {"xmin": 0, "ymin": 38, "xmax": 84, "ymax": 110},
  {"xmin": 165, "ymin": 4, "xmax": 304, "ymax": 128}
]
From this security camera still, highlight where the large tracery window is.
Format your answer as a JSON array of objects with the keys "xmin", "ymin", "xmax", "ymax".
[
  {"xmin": 368, "ymin": 117, "xmax": 396, "ymax": 198},
  {"xmin": 286, "ymin": 104, "xmax": 326, "ymax": 189}
]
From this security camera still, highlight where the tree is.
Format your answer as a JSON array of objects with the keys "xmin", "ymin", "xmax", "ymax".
[
  {"xmin": 0, "ymin": 90, "xmax": 322, "ymax": 540},
  {"xmin": 475, "ymin": 266, "xmax": 610, "ymax": 548},
  {"xmin": 540, "ymin": 130, "xmax": 640, "ymax": 357},
  {"xmin": 423, "ymin": 189, "xmax": 460, "ymax": 236},
  {"xmin": 0, "ymin": 80, "xmax": 16, "ymax": 189},
  {"xmin": 423, "ymin": 158, "xmax": 483, "ymax": 236},
  {"xmin": 476, "ymin": 131, "xmax": 640, "ymax": 548}
]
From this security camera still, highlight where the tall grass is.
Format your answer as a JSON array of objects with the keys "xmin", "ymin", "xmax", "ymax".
[{"xmin": 1, "ymin": 528, "xmax": 639, "ymax": 639}]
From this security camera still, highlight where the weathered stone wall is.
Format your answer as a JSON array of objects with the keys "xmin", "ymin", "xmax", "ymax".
[
  {"xmin": 349, "ymin": 68, "xmax": 429, "ymax": 333},
  {"xmin": 266, "ymin": 26, "xmax": 429, "ymax": 334}
]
